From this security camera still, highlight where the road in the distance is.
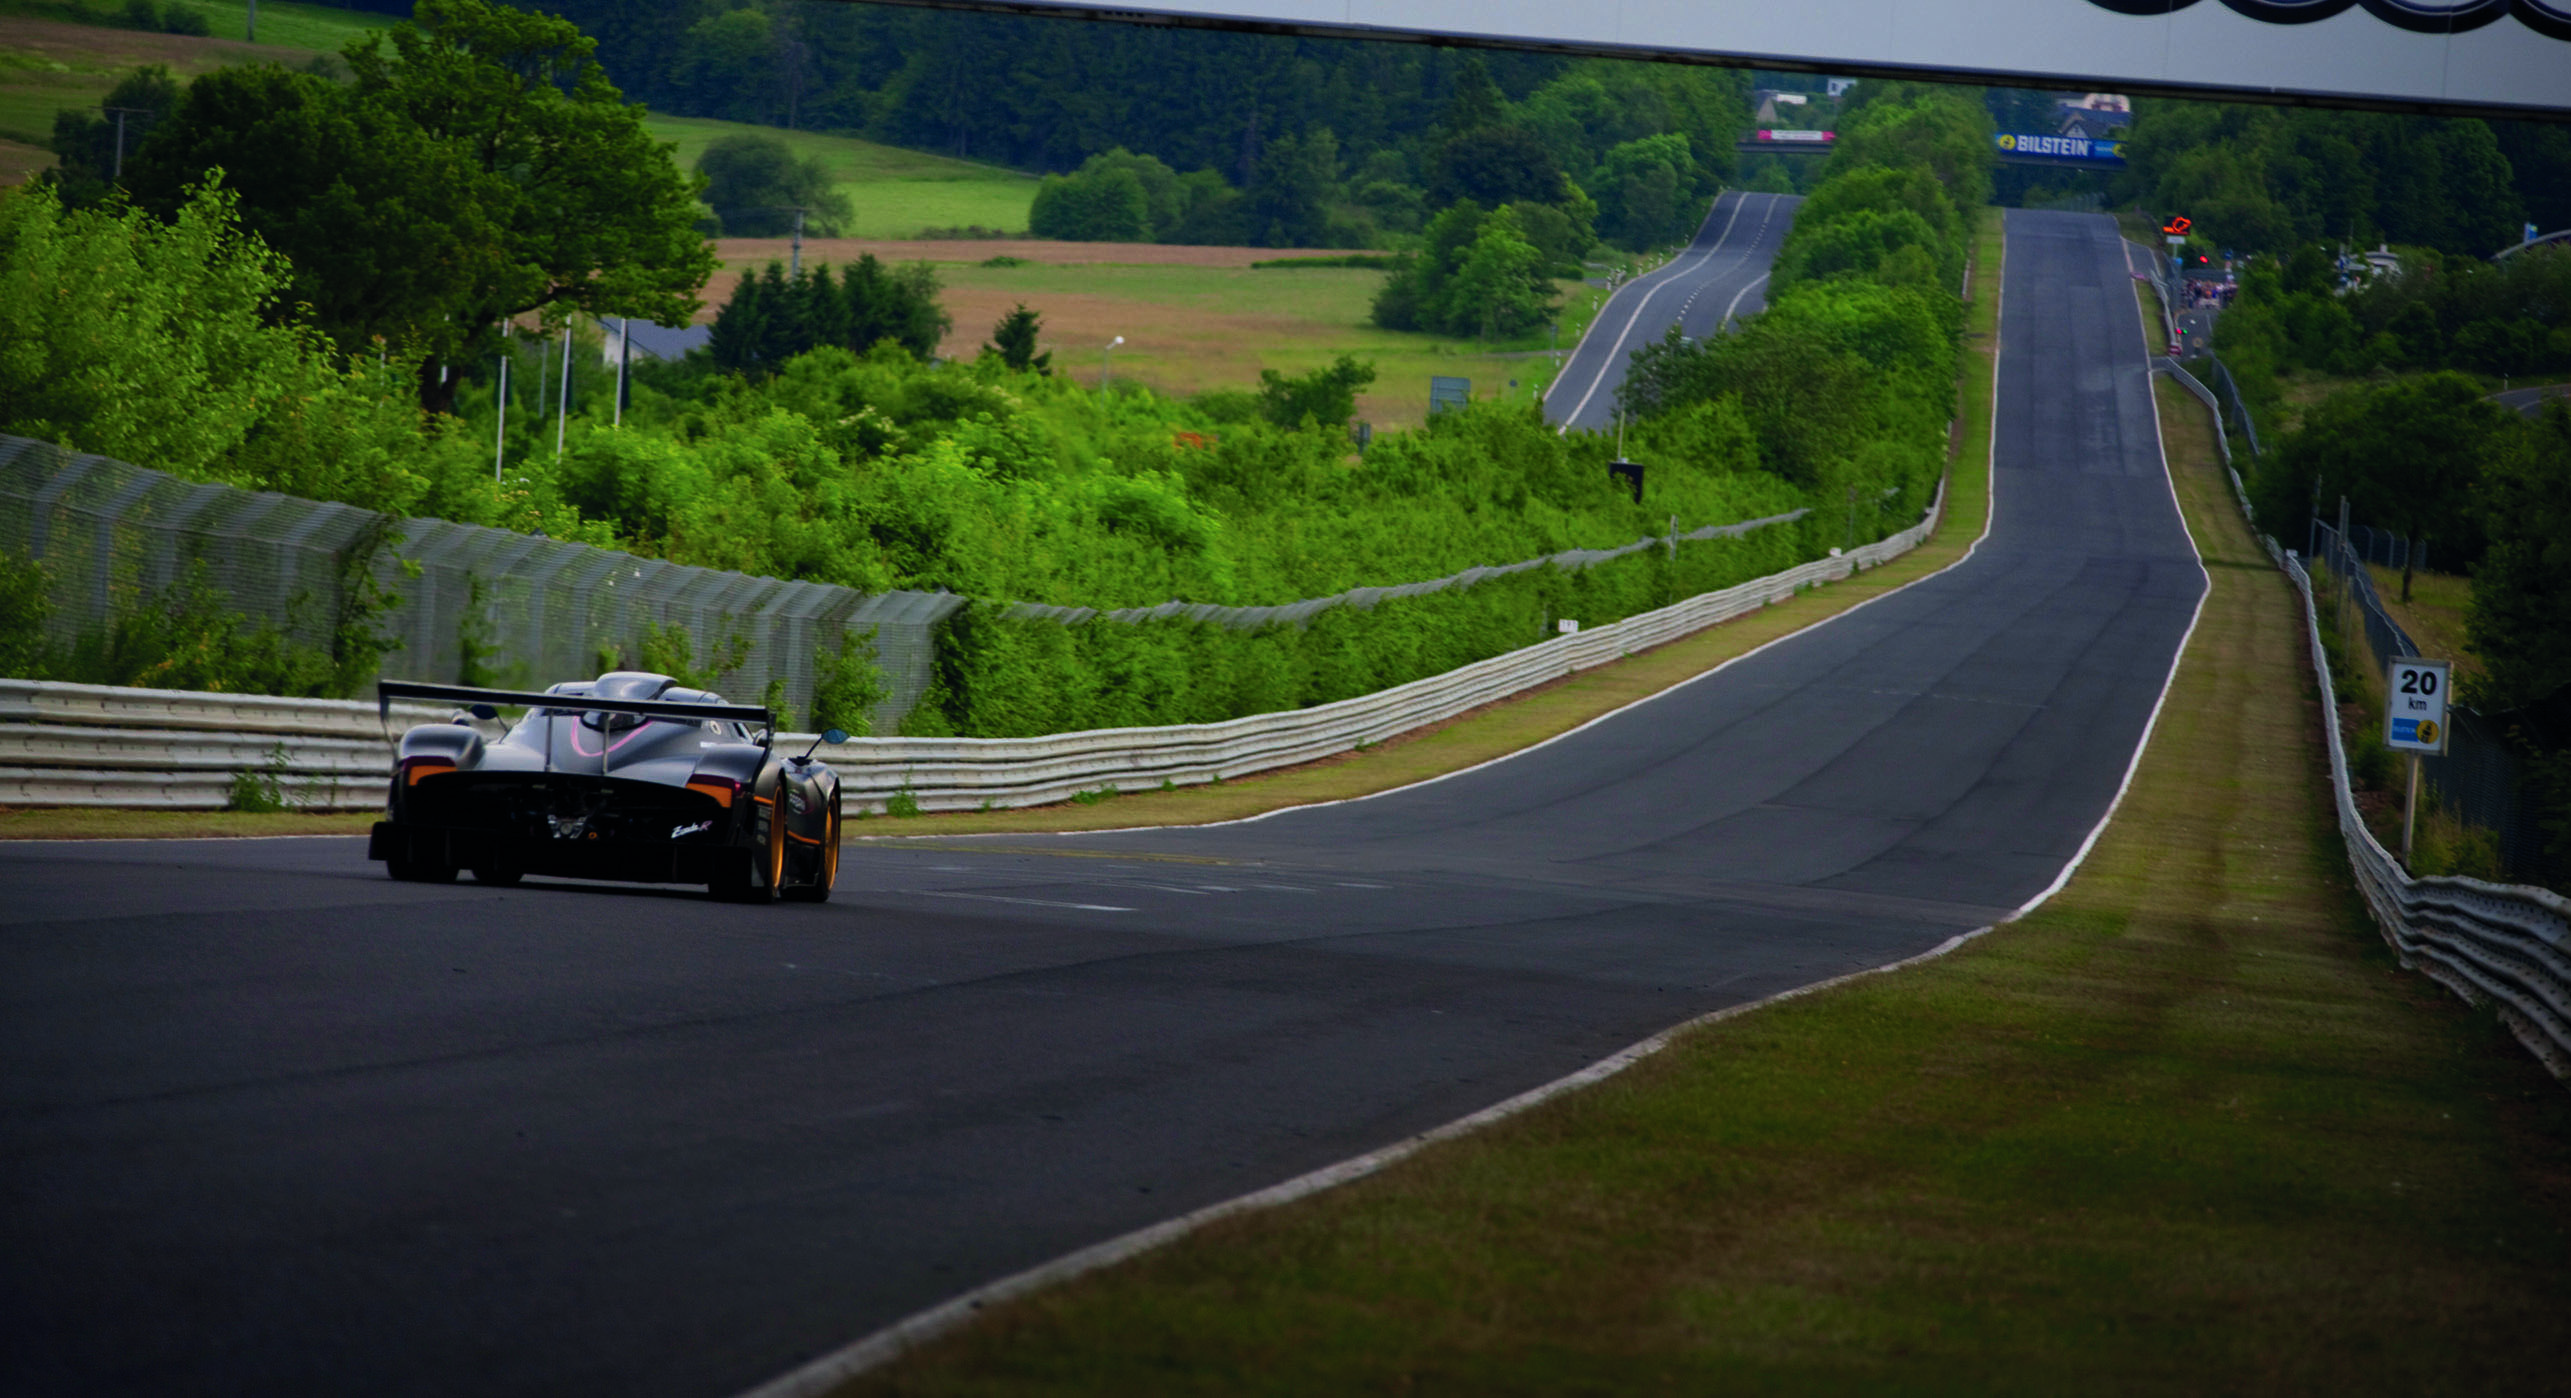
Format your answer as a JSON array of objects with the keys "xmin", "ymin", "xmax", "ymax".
[
  {"xmin": 0, "ymin": 213, "xmax": 2203, "ymax": 1398},
  {"xmin": 1546, "ymin": 189, "xmax": 1800, "ymax": 433}
]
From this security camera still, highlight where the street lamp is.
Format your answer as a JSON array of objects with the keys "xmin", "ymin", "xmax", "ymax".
[{"xmin": 1101, "ymin": 335, "xmax": 1124, "ymax": 390}]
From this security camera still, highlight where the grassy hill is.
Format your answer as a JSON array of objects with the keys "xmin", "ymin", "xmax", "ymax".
[{"xmin": 642, "ymin": 114, "xmax": 1037, "ymax": 240}]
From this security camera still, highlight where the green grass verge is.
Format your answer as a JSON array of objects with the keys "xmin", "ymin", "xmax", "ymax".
[
  {"xmin": 2363, "ymin": 562, "xmax": 2477, "ymax": 688},
  {"xmin": 825, "ymin": 313, "xmax": 2571, "ymax": 1398},
  {"xmin": 0, "ymin": 807, "xmax": 373, "ymax": 838}
]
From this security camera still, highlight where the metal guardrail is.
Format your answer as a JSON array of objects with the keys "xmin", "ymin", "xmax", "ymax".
[
  {"xmin": 2160, "ymin": 361, "xmax": 2571, "ymax": 1081},
  {"xmin": 2162, "ymin": 343, "xmax": 2570, "ymax": 1078},
  {"xmin": 2283, "ymin": 552, "xmax": 2571, "ymax": 1080},
  {"xmin": 0, "ymin": 489, "xmax": 1941, "ymax": 814}
]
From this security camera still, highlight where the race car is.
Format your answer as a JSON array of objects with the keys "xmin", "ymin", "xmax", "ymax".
[{"xmin": 366, "ymin": 672, "xmax": 845, "ymax": 902}]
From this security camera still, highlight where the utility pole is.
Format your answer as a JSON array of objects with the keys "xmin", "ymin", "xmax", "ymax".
[
  {"xmin": 556, "ymin": 323, "xmax": 573, "ymax": 457},
  {"xmin": 104, "ymin": 107, "xmax": 152, "ymax": 181},
  {"xmin": 2337, "ymin": 495, "xmax": 2353, "ymax": 642},
  {"xmin": 614, "ymin": 317, "xmax": 631, "ymax": 427},
  {"xmin": 1101, "ymin": 335, "xmax": 1123, "ymax": 389},
  {"xmin": 790, "ymin": 207, "xmax": 805, "ymax": 279},
  {"xmin": 245, "ymin": 0, "xmax": 256, "ymax": 41},
  {"xmin": 493, "ymin": 349, "xmax": 510, "ymax": 481}
]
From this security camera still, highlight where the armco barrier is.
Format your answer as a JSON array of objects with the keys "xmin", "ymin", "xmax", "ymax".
[
  {"xmin": 2158, "ymin": 373, "xmax": 2571, "ymax": 1084},
  {"xmin": 0, "ymin": 487, "xmax": 1941, "ymax": 813},
  {"xmin": 2284, "ymin": 553, "xmax": 2571, "ymax": 1080}
]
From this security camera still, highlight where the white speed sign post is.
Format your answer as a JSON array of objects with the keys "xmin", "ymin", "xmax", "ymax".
[{"xmin": 2384, "ymin": 657, "xmax": 2452, "ymax": 866}]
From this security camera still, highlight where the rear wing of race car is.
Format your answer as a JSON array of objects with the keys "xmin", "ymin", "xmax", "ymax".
[{"xmin": 376, "ymin": 680, "xmax": 772, "ymax": 730}]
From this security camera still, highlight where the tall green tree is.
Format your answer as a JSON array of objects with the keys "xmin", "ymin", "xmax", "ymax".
[
  {"xmin": 342, "ymin": 0, "xmax": 713, "ymax": 410},
  {"xmin": 709, "ymin": 256, "xmax": 948, "ymax": 373},
  {"xmin": 2276, "ymin": 373, "xmax": 2510, "ymax": 599},
  {"xmin": 42, "ymin": 65, "xmax": 182, "ymax": 208},
  {"xmin": 2470, "ymin": 400, "xmax": 2571, "ymax": 712},
  {"xmin": 696, "ymin": 131, "xmax": 852, "ymax": 237},
  {"xmin": 983, "ymin": 304, "xmax": 1050, "ymax": 374},
  {"xmin": 123, "ymin": 65, "xmax": 506, "ymax": 367},
  {"xmin": 1256, "ymin": 354, "xmax": 1375, "ymax": 428}
]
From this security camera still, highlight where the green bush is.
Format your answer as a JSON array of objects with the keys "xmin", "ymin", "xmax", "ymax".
[{"xmin": 901, "ymin": 516, "xmax": 1819, "ymax": 737}]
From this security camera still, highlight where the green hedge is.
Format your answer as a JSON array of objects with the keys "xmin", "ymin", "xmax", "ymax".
[{"xmin": 901, "ymin": 514, "xmax": 1829, "ymax": 736}]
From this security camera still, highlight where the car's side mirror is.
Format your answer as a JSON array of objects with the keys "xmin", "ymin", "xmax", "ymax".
[
  {"xmin": 822, "ymin": 728, "xmax": 850, "ymax": 745},
  {"xmin": 470, "ymin": 704, "xmax": 499, "ymax": 721}
]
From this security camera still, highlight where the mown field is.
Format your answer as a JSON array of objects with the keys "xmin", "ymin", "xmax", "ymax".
[
  {"xmin": 706, "ymin": 240, "xmax": 1601, "ymax": 428},
  {"xmin": 0, "ymin": 12, "xmax": 327, "ymax": 150},
  {"xmin": 642, "ymin": 113, "xmax": 1039, "ymax": 240}
]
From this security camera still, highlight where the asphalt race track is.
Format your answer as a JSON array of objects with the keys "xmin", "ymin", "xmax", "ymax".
[
  {"xmin": 1545, "ymin": 190, "xmax": 1801, "ymax": 433},
  {"xmin": 0, "ymin": 212, "xmax": 2206, "ymax": 1398}
]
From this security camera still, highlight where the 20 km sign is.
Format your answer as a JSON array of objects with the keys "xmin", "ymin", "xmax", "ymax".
[{"xmin": 2385, "ymin": 658, "xmax": 2452, "ymax": 755}]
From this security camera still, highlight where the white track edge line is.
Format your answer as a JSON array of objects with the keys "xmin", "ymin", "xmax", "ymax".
[
  {"xmin": 1542, "ymin": 189, "xmax": 1737, "ymax": 415},
  {"xmin": 741, "ymin": 221, "xmax": 2023, "ymax": 1398},
  {"xmin": 1552, "ymin": 193, "xmax": 1753, "ymax": 427},
  {"xmin": 730, "ymin": 921, "xmax": 1997, "ymax": 1398},
  {"xmin": 1718, "ymin": 270, "xmax": 1770, "ymax": 332}
]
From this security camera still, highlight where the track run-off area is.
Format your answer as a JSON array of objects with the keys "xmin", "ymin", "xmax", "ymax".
[
  {"xmin": 1545, "ymin": 189, "xmax": 1800, "ymax": 433},
  {"xmin": 0, "ymin": 211, "xmax": 2205, "ymax": 1397}
]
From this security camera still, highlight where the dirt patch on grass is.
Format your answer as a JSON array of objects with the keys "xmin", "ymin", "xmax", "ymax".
[
  {"xmin": 711, "ymin": 237, "xmax": 1371, "ymax": 276},
  {"xmin": 0, "ymin": 135, "xmax": 55, "ymax": 181},
  {"xmin": 0, "ymin": 14, "xmax": 307, "ymax": 70}
]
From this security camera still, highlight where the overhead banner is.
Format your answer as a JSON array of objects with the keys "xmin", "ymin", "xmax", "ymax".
[
  {"xmin": 875, "ymin": 1, "xmax": 2571, "ymax": 116},
  {"xmin": 1997, "ymin": 132, "xmax": 2130, "ymax": 163}
]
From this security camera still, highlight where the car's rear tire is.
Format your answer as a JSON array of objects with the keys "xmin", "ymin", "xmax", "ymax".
[
  {"xmin": 387, "ymin": 858, "xmax": 456, "ymax": 884},
  {"xmin": 783, "ymin": 800, "xmax": 839, "ymax": 903}
]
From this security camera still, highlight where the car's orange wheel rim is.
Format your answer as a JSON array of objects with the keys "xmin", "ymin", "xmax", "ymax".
[
  {"xmin": 767, "ymin": 801, "xmax": 787, "ymax": 889},
  {"xmin": 821, "ymin": 806, "xmax": 840, "ymax": 889}
]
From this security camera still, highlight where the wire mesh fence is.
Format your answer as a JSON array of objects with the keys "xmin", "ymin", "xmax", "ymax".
[
  {"xmin": 1, "ymin": 436, "xmax": 1820, "ymax": 736},
  {"xmin": 2182, "ymin": 352, "xmax": 2266, "ymax": 458},
  {"xmin": 0, "ymin": 436, "xmax": 962, "ymax": 731},
  {"xmin": 2310, "ymin": 518, "xmax": 2558, "ymax": 886}
]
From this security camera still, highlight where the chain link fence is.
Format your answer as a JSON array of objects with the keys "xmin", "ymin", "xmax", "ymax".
[{"xmin": 0, "ymin": 436, "xmax": 961, "ymax": 731}]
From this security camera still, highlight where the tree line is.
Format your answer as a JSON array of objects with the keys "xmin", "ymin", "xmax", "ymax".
[{"xmin": 2117, "ymin": 101, "xmax": 2567, "ymax": 258}]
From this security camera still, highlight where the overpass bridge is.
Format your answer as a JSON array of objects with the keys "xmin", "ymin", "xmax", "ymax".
[
  {"xmin": 857, "ymin": 0, "xmax": 2570, "ymax": 117},
  {"xmin": 1739, "ymin": 132, "xmax": 2136, "ymax": 171}
]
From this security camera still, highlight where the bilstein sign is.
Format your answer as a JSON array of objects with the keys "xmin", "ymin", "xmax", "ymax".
[
  {"xmin": 869, "ymin": 0, "xmax": 2571, "ymax": 115},
  {"xmin": 1998, "ymin": 133, "xmax": 2130, "ymax": 163}
]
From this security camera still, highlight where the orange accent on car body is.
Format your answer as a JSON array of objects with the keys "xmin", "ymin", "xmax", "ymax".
[
  {"xmin": 685, "ymin": 779, "xmax": 738, "ymax": 808},
  {"xmin": 403, "ymin": 759, "xmax": 455, "ymax": 786}
]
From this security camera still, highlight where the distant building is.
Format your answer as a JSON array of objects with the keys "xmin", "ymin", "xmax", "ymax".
[
  {"xmin": 1751, "ymin": 89, "xmax": 1813, "ymax": 126},
  {"xmin": 2054, "ymin": 92, "xmax": 2134, "ymax": 140},
  {"xmin": 597, "ymin": 317, "xmax": 711, "ymax": 366}
]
